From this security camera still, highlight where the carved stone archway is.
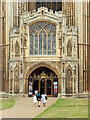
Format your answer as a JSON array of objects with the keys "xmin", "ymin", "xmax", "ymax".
[{"xmin": 24, "ymin": 62, "xmax": 61, "ymax": 96}]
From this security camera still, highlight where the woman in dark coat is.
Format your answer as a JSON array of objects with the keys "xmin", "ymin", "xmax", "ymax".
[{"xmin": 37, "ymin": 92, "xmax": 41, "ymax": 107}]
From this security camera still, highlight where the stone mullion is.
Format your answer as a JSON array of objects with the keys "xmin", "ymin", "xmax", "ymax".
[
  {"xmin": 42, "ymin": 34, "xmax": 43, "ymax": 55},
  {"xmin": 29, "ymin": 36, "xmax": 30, "ymax": 55},
  {"xmin": 51, "ymin": 34, "xmax": 52, "ymax": 55},
  {"xmin": 46, "ymin": 34, "xmax": 48, "ymax": 55},
  {"xmin": 38, "ymin": 34, "xmax": 39, "ymax": 55},
  {"xmin": 33, "ymin": 34, "xmax": 35, "ymax": 55}
]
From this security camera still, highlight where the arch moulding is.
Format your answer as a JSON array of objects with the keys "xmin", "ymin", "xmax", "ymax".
[{"xmin": 24, "ymin": 62, "xmax": 60, "ymax": 80}]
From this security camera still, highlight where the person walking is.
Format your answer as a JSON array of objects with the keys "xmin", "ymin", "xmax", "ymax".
[
  {"xmin": 33, "ymin": 92, "xmax": 38, "ymax": 106},
  {"xmin": 37, "ymin": 92, "xmax": 41, "ymax": 107},
  {"xmin": 41, "ymin": 92, "xmax": 47, "ymax": 107}
]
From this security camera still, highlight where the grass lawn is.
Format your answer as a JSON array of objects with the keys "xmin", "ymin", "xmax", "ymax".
[
  {"xmin": 0, "ymin": 97, "xmax": 18, "ymax": 111},
  {"xmin": 36, "ymin": 98, "xmax": 88, "ymax": 118}
]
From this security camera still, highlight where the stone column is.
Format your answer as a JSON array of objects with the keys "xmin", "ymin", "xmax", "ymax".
[
  {"xmin": 12, "ymin": 66, "xmax": 14, "ymax": 94},
  {"xmin": 61, "ymin": 77, "xmax": 66, "ymax": 96},
  {"xmin": 76, "ymin": 65, "xmax": 78, "ymax": 94},
  {"xmin": 25, "ymin": 79, "xmax": 28, "ymax": 95},
  {"xmin": 9, "ymin": 67, "xmax": 11, "ymax": 94},
  {"xmin": 19, "ymin": 32, "xmax": 24, "ymax": 95},
  {"xmin": 72, "ymin": 68, "xmax": 74, "ymax": 95},
  {"xmin": 51, "ymin": 79, "xmax": 53, "ymax": 96},
  {"xmin": 12, "ymin": 79, "xmax": 14, "ymax": 94},
  {"xmin": 23, "ymin": 78, "xmax": 26, "ymax": 95},
  {"xmin": 75, "ymin": 1, "xmax": 83, "ymax": 93},
  {"xmin": 61, "ymin": 62, "xmax": 66, "ymax": 97},
  {"xmin": 58, "ymin": 78, "xmax": 61, "ymax": 97},
  {"xmin": 9, "ymin": 78, "xmax": 10, "ymax": 94},
  {"xmin": 19, "ymin": 78, "xmax": 23, "ymax": 94},
  {"xmin": 72, "ymin": 76, "xmax": 74, "ymax": 94}
]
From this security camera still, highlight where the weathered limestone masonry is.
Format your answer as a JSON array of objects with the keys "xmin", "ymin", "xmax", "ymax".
[
  {"xmin": 9, "ymin": 7, "xmax": 78, "ymax": 97},
  {"xmin": 75, "ymin": 1, "xmax": 83, "ymax": 94}
]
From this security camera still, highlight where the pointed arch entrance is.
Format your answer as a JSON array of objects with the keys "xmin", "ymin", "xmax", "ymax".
[{"xmin": 25, "ymin": 62, "xmax": 60, "ymax": 97}]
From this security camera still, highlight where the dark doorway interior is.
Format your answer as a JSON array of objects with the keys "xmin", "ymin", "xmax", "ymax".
[
  {"xmin": 47, "ymin": 80, "xmax": 51, "ymax": 95},
  {"xmin": 40, "ymin": 78, "xmax": 45, "ymax": 95},
  {"xmin": 33, "ymin": 80, "xmax": 38, "ymax": 95},
  {"xmin": 28, "ymin": 67, "xmax": 58, "ymax": 96}
]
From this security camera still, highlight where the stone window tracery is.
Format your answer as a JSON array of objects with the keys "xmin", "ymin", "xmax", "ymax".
[
  {"xmin": 74, "ymin": 65, "xmax": 76, "ymax": 75},
  {"xmin": 66, "ymin": 65, "xmax": 72, "ymax": 94},
  {"xmin": 14, "ymin": 64, "xmax": 19, "ymax": 93},
  {"xmin": 73, "ymin": 43, "xmax": 76, "ymax": 56},
  {"xmin": 24, "ymin": 38, "xmax": 27, "ymax": 47},
  {"xmin": 30, "ymin": 21, "xmax": 56, "ymax": 55},
  {"xmin": 67, "ymin": 40, "xmax": 72, "ymax": 56},
  {"xmin": 67, "ymin": 68, "xmax": 72, "ymax": 77},
  {"xmin": 15, "ymin": 41, "xmax": 20, "ymax": 57},
  {"xmin": 36, "ymin": 2, "xmax": 62, "ymax": 12}
]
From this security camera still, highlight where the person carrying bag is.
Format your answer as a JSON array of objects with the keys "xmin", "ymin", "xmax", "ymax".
[{"xmin": 37, "ymin": 92, "xmax": 41, "ymax": 107}]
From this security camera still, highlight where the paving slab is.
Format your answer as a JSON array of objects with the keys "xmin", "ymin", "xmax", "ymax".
[{"xmin": 1, "ymin": 97, "xmax": 58, "ymax": 119}]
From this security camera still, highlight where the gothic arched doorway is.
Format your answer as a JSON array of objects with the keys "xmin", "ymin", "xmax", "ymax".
[{"xmin": 27, "ymin": 67, "xmax": 58, "ymax": 97}]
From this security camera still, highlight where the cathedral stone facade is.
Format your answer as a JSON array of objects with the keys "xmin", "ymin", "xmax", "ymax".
[
  {"xmin": 0, "ymin": 1, "xmax": 89, "ymax": 98},
  {"xmin": 9, "ymin": 7, "xmax": 78, "ymax": 97}
]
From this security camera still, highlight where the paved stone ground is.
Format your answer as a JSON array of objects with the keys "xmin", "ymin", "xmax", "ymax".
[{"xmin": 1, "ymin": 97, "xmax": 58, "ymax": 119}]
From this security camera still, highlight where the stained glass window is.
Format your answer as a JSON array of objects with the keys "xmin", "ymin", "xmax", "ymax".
[
  {"xmin": 30, "ymin": 35, "xmax": 33, "ymax": 55},
  {"xmin": 43, "ymin": 35, "xmax": 46, "ymax": 55},
  {"xmin": 48, "ymin": 35, "xmax": 51, "ymax": 55},
  {"xmin": 52, "ymin": 35, "xmax": 56, "ymax": 55},
  {"xmin": 30, "ymin": 21, "xmax": 56, "ymax": 55},
  {"xmin": 39, "ymin": 35, "xmax": 42, "ymax": 55},
  {"xmin": 35, "ymin": 35, "xmax": 38, "ymax": 55}
]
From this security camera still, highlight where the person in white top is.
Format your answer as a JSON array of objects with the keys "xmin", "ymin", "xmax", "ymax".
[
  {"xmin": 41, "ymin": 92, "xmax": 47, "ymax": 107},
  {"xmin": 33, "ymin": 91, "xmax": 38, "ymax": 106}
]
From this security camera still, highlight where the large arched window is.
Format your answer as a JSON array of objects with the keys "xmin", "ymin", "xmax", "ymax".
[{"xmin": 30, "ymin": 21, "xmax": 56, "ymax": 55}]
